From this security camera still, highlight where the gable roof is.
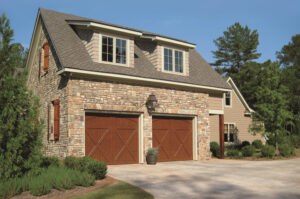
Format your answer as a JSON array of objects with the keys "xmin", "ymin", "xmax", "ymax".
[
  {"xmin": 226, "ymin": 77, "xmax": 254, "ymax": 113},
  {"xmin": 27, "ymin": 8, "xmax": 231, "ymax": 91}
]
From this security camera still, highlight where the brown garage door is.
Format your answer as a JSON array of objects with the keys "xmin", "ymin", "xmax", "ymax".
[
  {"xmin": 153, "ymin": 116, "xmax": 193, "ymax": 162},
  {"xmin": 85, "ymin": 113, "xmax": 139, "ymax": 165}
]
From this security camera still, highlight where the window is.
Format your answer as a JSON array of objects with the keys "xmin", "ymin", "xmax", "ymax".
[
  {"xmin": 225, "ymin": 92, "xmax": 231, "ymax": 106},
  {"xmin": 100, "ymin": 35, "xmax": 128, "ymax": 65},
  {"xmin": 163, "ymin": 48, "xmax": 184, "ymax": 73},
  {"xmin": 224, "ymin": 123, "xmax": 235, "ymax": 142}
]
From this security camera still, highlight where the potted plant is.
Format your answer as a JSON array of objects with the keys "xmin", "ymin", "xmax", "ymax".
[{"xmin": 146, "ymin": 147, "xmax": 158, "ymax": 165}]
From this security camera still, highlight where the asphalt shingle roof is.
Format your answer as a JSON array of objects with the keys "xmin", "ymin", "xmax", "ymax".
[{"xmin": 39, "ymin": 8, "xmax": 230, "ymax": 90}]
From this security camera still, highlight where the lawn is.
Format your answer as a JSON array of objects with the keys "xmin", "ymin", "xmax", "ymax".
[{"xmin": 70, "ymin": 181, "xmax": 154, "ymax": 199}]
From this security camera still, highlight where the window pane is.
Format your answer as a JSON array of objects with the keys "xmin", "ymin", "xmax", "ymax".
[
  {"xmin": 175, "ymin": 50, "xmax": 183, "ymax": 73},
  {"xmin": 122, "ymin": 40, "xmax": 126, "ymax": 47},
  {"xmin": 164, "ymin": 48, "xmax": 173, "ymax": 71},
  {"xmin": 102, "ymin": 36, "xmax": 113, "ymax": 62},
  {"xmin": 115, "ymin": 39, "xmax": 126, "ymax": 64},
  {"xmin": 224, "ymin": 133, "xmax": 228, "ymax": 142},
  {"xmin": 116, "ymin": 39, "xmax": 121, "ymax": 47},
  {"xmin": 230, "ymin": 133, "xmax": 234, "ymax": 142},
  {"xmin": 226, "ymin": 92, "xmax": 231, "ymax": 106}
]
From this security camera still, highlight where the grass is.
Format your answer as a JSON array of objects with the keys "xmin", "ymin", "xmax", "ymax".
[{"xmin": 71, "ymin": 181, "xmax": 154, "ymax": 199}]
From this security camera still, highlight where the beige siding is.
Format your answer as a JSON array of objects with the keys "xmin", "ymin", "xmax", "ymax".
[
  {"xmin": 209, "ymin": 84, "xmax": 264, "ymax": 144},
  {"xmin": 208, "ymin": 93, "xmax": 223, "ymax": 110}
]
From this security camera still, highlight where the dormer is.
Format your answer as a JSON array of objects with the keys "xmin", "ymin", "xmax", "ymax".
[
  {"xmin": 69, "ymin": 20, "xmax": 142, "ymax": 68},
  {"xmin": 69, "ymin": 20, "xmax": 196, "ymax": 75}
]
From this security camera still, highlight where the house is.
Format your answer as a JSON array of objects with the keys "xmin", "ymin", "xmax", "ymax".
[
  {"xmin": 26, "ymin": 8, "xmax": 232, "ymax": 164},
  {"xmin": 210, "ymin": 77, "xmax": 264, "ymax": 145}
]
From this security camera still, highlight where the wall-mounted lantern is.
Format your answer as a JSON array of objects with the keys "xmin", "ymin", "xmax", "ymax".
[{"xmin": 146, "ymin": 94, "xmax": 158, "ymax": 112}]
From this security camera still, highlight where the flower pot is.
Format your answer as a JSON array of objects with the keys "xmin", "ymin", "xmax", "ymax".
[{"xmin": 146, "ymin": 154, "xmax": 157, "ymax": 165}]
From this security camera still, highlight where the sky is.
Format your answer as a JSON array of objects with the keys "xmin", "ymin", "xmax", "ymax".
[{"xmin": 1, "ymin": 0, "xmax": 300, "ymax": 64}]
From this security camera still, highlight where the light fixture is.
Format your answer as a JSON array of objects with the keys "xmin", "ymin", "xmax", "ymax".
[{"xmin": 146, "ymin": 94, "xmax": 158, "ymax": 112}]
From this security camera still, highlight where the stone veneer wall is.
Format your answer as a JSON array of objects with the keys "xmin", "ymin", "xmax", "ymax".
[
  {"xmin": 27, "ymin": 27, "xmax": 69, "ymax": 158},
  {"xmin": 67, "ymin": 77, "xmax": 211, "ymax": 160}
]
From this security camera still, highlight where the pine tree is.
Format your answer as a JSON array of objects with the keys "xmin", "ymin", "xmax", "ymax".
[
  {"xmin": 0, "ymin": 13, "xmax": 43, "ymax": 180},
  {"xmin": 211, "ymin": 22, "xmax": 261, "ymax": 87}
]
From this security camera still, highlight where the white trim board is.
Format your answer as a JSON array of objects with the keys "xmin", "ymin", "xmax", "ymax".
[{"xmin": 57, "ymin": 68, "xmax": 231, "ymax": 92}]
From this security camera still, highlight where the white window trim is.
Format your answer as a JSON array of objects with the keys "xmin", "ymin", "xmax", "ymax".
[
  {"xmin": 224, "ymin": 122, "xmax": 236, "ymax": 143},
  {"xmin": 99, "ymin": 34, "xmax": 130, "ymax": 67},
  {"xmin": 162, "ymin": 47, "xmax": 185, "ymax": 75},
  {"xmin": 224, "ymin": 91, "xmax": 232, "ymax": 108}
]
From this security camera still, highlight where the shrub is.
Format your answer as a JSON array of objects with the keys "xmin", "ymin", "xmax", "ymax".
[
  {"xmin": 291, "ymin": 134, "xmax": 300, "ymax": 148},
  {"xmin": 40, "ymin": 156, "xmax": 60, "ymax": 168},
  {"xmin": 241, "ymin": 145, "xmax": 256, "ymax": 157},
  {"xmin": 0, "ymin": 167, "xmax": 95, "ymax": 198},
  {"xmin": 252, "ymin": 140, "xmax": 263, "ymax": 149},
  {"xmin": 210, "ymin": 142, "xmax": 220, "ymax": 158},
  {"xmin": 261, "ymin": 145, "xmax": 275, "ymax": 158},
  {"xmin": 87, "ymin": 159, "xmax": 107, "ymax": 180},
  {"xmin": 64, "ymin": 156, "xmax": 107, "ymax": 179},
  {"xmin": 226, "ymin": 149, "xmax": 240, "ymax": 158},
  {"xmin": 278, "ymin": 143, "xmax": 294, "ymax": 157},
  {"xmin": 241, "ymin": 141, "xmax": 250, "ymax": 148},
  {"xmin": 146, "ymin": 147, "xmax": 158, "ymax": 157}
]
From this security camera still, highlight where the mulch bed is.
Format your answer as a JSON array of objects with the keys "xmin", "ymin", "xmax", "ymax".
[{"xmin": 12, "ymin": 175, "xmax": 118, "ymax": 199}]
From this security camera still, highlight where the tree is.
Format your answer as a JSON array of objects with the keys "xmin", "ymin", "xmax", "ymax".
[
  {"xmin": 0, "ymin": 13, "xmax": 43, "ymax": 180},
  {"xmin": 277, "ymin": 34, "xmax": 300, "ymax": 135},
  {"xmin": 211, "ymin": 22, "xmax": 261, "ymax": 87},
  {"xmin": 252, "ymin": 61, "xmax": 292, "ymax": 149}
]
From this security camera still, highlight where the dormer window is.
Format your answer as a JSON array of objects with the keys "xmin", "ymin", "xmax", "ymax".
[
  {"xmin": 100, "ymin": 35, "xmax": 128, "ymax": 66},
  {"xmin": 163, "ymin": 48, "xmax": 184, "ymax": 73}
]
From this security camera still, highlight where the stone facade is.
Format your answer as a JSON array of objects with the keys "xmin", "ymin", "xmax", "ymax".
[
  {"xmin": 27, "ymin": 24, "xmax": 213, "ymax": 162},
  {"xmin": 67, "ymin": 77, "xmax": 211, "ymax": 160},
  {"xmin": 27, "ymin": 26, "xmax": 69, "ymax": 158}
]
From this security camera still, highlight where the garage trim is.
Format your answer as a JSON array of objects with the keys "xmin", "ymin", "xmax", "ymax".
[
  {"xmin": 151, "ymin": 113, "xmax": 198, "ymax": 161},
  {"xmin": 84, "ymin": 110, "xmax": 144, "ymax": 164}
]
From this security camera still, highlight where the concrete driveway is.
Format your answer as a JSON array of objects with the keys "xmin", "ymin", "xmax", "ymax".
[{"xmin": 108, "ymin": 158, "xmax": 300, "ymax": 199}]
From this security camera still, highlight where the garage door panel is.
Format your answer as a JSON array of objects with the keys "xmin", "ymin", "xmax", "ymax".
[
  {"xmin": 85, "ymin": 113, "xmax": 139, "ymax": 165},
  {"xmin": 153, "ymin": 117, "xmax": 193, "ymax": 162}
]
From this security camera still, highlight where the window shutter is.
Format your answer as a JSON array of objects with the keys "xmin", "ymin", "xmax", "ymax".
[
  {"xmin": 43, "ymin": 41, "xmax": 49, "ymax": 72},
  {"xmin": 53, "ymin": 99, "xmax": 60, "ymax": 140}
]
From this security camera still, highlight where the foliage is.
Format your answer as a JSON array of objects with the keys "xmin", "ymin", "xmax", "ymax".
[
  {"xmin": 252, "ymin": 140, "xmax": 263, "ymax": 149},
  {"xmin": 261, "ymin": 145, "xmax": 275, "ymax": 158},
  {"xmin": 241, "ymin": 145, "xmax": 256, "ymax": 157},
  {"xmin": 40, "ymin": 156, "xmax": 61, "ymax": 168},
  {"xmin": 291, "ymin": 134, "xmax": 300, "ymax": 148},
  {"xmin": 211, "ymin": 22, "xmax": 261, "ymax": 87},
  {"xmin": 70, "ymin": 181, "xmax": 154, "ymax": 199},
  {"xmin": 278, "ymin": 144, "xmax": 294, "ymax": 157},
  {"xmin": 210, "ymin": 142, "xmax": 220, "ymax": 158},
  {"xmin": 0, "ymin": 167, "xmax": 95, "ymax": 198},
  {"xmin": 241, "ymin": 141, "xmax": 250, "ymax": 148},
  {"xmin": 252, "ymin": 61, "xmax": 292, "ymax": 149},
  {"xmin": 226, "ymin": 149, "xmax": 240, "ymax": 158},
  {"xmin": 64, "ymin": 156, "xmax": 107, "ymax": 180},
  {"xmin": 146, "ymin": 147, "xmax": 158, "ymax": 157},
  {"xmin": 86, "ymin": 159, "xmax": 107, "ymax": 180},
  {"xmin": 0, "ymin": 13, "xmax": 43, "ymax": 180}
]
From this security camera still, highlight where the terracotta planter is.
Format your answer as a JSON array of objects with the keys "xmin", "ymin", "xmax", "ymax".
[{"xmin": 146, "ymin": 154, "xmax": 157, "ymax": 165}]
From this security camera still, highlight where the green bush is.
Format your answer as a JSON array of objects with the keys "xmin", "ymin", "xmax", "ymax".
[
  {"xmin": 0, "ymin": 167, "xmax": 95, "ymax": 198},
  {"xmin": 241, "ymin": 141, "xmax": 250, "ymax": 148},
  {"xmin": 252, "ymin": 140, "xmax": 263, "ymax": 149},
  {"xmin": 291, "ymin": 134, "xmax": 300, "ymax": 148},
  {"xmin": 261, "ymin": 145, "xmax": 275, "ymax": 158},
  {"xmin": 241, "ymin": 145, "xmax": 256, "ymax": 157},
  {"xmin": 40, "ymin": 156, "xmax": 61, "ymax": 168},
  {"xmin": 278, "ymin": 143, "xmax": 294, "ymax": 157},
  {"xmin": 64, "ymin": 156, "xmax": 107, "ymax": 179},
  {"xmin": 210, "ymin": 142, "xmax": 220, "ymax": 158},
  {"xmin": 226, "ymin": 149, "xmax": 240, "ymax": 158},
  {"xmin": 87, "ymin": 159, "xmax": 107, "ymax": 180}
]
